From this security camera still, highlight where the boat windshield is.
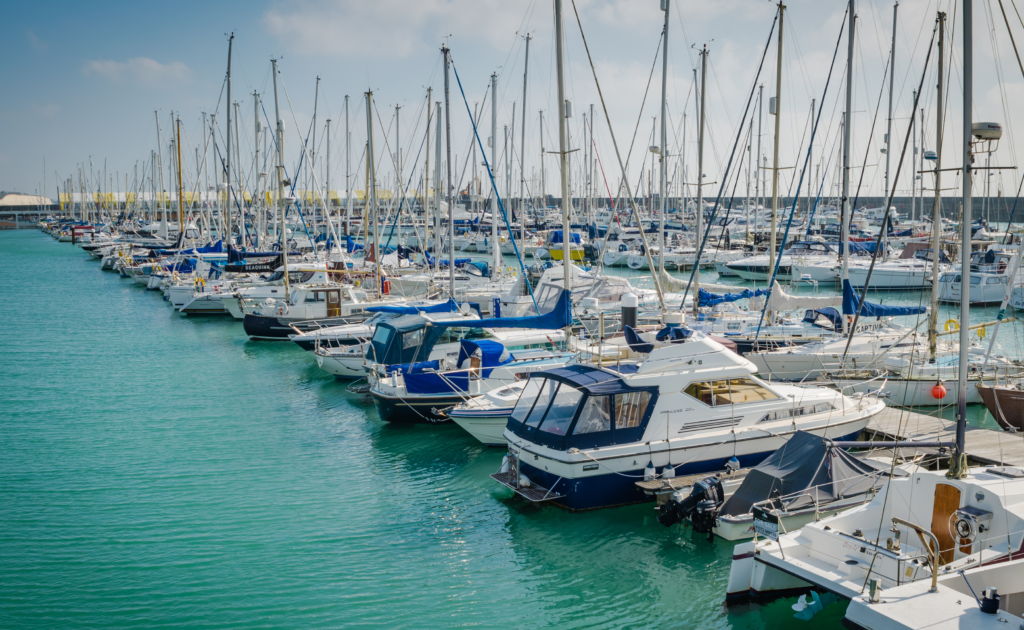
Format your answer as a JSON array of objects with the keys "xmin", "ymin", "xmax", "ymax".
[
  {"xmin": 538, "ymin": 387, "xmax": 583, "ymax": 436},
  {"xmin": 509, "ymin": 379, "xmax": 546, "ymax": 425},
  {"xmin": 264, "ymin": 270, "xmax": 315, "ymax": 283},
  {"xmin": 371, "ymin": 326, "xmax": 391, "ymax": 346},
  {"xmin": 524, "ymin": 380, "xmax": 558, "ymax": 427}
]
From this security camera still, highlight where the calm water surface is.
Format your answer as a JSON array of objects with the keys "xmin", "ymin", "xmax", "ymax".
[{"xmin": 2, "ymin": 229, "xmax": 1007, "ymax": 628}]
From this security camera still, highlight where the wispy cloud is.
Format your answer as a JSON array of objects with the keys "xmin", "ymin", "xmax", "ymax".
[
  {"xmin": 26, "ymin": 30, "xmax": 47, "ymax": 52},
  {"xmin": 264, "ymin": 0, "xmax": 528, "ymax": 58},
  {"xmin": 82, "ymin": 57, "xmax": 192, "ymax": 88}
]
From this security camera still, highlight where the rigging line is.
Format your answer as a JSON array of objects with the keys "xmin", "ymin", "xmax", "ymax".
[
  {"xmin": 842, "ymin": 19, "xmax": 939, "ymax": 361},
  {"xmin": 753, "ymin": 6, "xmax": 848, "ymax": 342},
  {"xmin": 569, "ymin": 0, "xmax": 665, "ymax": 307},
  {"xmin": 849, "ymin": 51, "xmax": 893, "ymax": 221},
  {"xmin": 676, "ymin": 7, "xmax": 780, "ymax": 311},
  {"xmin": 449, "ymin": 55, "xmax": 538, "ymax": 311},
  {"xmin": 380, "ymin": 107, "xmax": 432, "ymax": 253}
]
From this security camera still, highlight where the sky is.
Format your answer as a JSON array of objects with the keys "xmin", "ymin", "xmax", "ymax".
[{"xmin": 3, "ymin": 0, "xmax": 1023, "ymax": 205}]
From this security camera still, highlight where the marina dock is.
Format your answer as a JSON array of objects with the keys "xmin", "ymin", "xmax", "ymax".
[{"xmin": 864, "ymin": 406, "xmax": 1024, "ymax": 467}]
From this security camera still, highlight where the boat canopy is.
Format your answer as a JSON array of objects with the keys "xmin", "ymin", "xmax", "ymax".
[
  {"xmin": 401, "ymin": 340, "xmax": 513, "ymax": 395},
  {"xmin": 802, "ymin": 307, "xmax": 842, "ymax": 330},
  {"xmin": 842, "ymin": 280, "xmax": 927, "ymax": 317},
  {"xmin": 719, "ymin": 431, "xmax": 900, "ymax": 517},
  {"xmin": 506, "ymin": 364, "xmax": 659, "ymax": 451},
  {"xmin": 698, "ymin": 287, "xmax": 770, "ymax": 307}
]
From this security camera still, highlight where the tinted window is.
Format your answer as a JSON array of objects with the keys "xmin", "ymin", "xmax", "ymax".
[
  {"xmin": 402, "ymin": 329, "xmax": 423, "ymax": 349},
  {"xmin": 371, "ymin": 326, "xmax": 391, "ymax": 346},
  {"xmin": 539, "ymin": 387, "xmax": 583, "ymax": 436},
  {"xmin": 525, "ymin": 380, "xmax": 558, "ymax": 427},
  {"xmin": 574, "ymin": 396, "xmax": 611, "ymax": 434},
  {"xmin": 615, "ymin": 391, "xmax": 651, "ymax": 428},
  {"xmin": 509, "ymin": 379, "xmax": 545, "ymax": 424}
]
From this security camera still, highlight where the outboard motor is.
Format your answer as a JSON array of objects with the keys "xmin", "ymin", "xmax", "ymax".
[{"xmin": 657, "ymin": 476, "xmax": 725, "ymax": 540}]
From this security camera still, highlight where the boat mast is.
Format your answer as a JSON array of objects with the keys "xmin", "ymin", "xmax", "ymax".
[
  {"xmin": 769, "ymin": 4, "xmax": 785, "ymax": 275},
  {"xmin": 884, "ymin": 3, "xmax": 898, "ymax": 200},
  {"xmin": 366, "ymin": 90, "xmax": 381, "ymax": 298},
  {"xmin": 929, "ymin": 12, "xmax": 945, "ymax": 364},
  {"xmin": 434, "ymin": 101, "xmax": 442, "ymax": 279},
  {"xmin": 492, "ymin": 72, "xmax": 500, "ymax": 275},
  {"xmin": 443, "ymin": 46, "xmax": 455, "ymax": 297},
  {"xmin": 658, "ymin": 0, "xmax": 670, "ymax": 276},
  {"xmin": 176, "ymin": 116, "xmax": 185, "ymax": 236},
  {"xmin": 226, "ymin": 33, "xmax": 233, "ymax": 246},
  {"xmin": 345, "ymin": 95, "xmax": 351, "ymax": 236},
  {"xmin": 841, "ymin": 0, "xmax": 855, "ymax": 333},
  {"xmin": 424, "ymin": 88, "xmax": 432, "ymax": 263},
  {"xmin": 539, "ymin": 110, "xmax": 545, "ymax": 219},
  {"xmin": 555, "ymin": 0, "xmax": 572, "ymax": 295},
  {"xmin": 956, "ymin": 0, "xmax": 973, "ymax": 456},
  {"xmin": 693, "ymin": 46, "xmax": 707, "ymax": 319},
  {"xmin": 521, "ymin": 35, "xmax": 531, "ymax": 248},
  {"xmin": 271, "ymin": 58, "xmax": 290, "ymax": 298}
]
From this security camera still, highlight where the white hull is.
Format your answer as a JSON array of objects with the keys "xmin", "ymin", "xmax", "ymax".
[{"xmin": 448, "ymin": 414, "xmax": 508, "ymax": 446}]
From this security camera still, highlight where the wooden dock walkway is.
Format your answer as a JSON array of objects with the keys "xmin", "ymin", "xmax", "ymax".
[{"xmin": 865, "ymin": 407, "xmax": 1024, "ymax": 467}]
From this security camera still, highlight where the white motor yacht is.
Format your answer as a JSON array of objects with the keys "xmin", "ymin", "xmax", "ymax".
[{"xmin": 493, "ymin": 332, "xmax": 883, "ymax": 511}]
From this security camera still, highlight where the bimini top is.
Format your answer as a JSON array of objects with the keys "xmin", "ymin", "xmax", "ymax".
[{"xmin": 531, "ymin": 364, "xmax": 635, "ymax": 395}]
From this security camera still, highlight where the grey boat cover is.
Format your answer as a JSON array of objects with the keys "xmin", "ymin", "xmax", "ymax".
[{"xmin": 719, "ymin": 431, "xmax": 899, "ymax": 516}]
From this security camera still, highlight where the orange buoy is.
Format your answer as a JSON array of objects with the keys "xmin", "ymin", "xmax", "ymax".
[{"xmin": 932, "ymin": 383, "xmax": 947, "ymax": 400}]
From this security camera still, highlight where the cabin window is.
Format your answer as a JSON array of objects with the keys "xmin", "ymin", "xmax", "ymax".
[
  {"xmin": 524, "ymin": 380, "xmax": 558, "ymax": 427},
  {"xmin": 306, "ymin": 293, "xmax": 318, "ymax": 303},
  {"xmin": 539, "ymin": 387, "xmax": 583, "ymax": 436},
  {"xmin": 614, "ymin": 391, "xmax": 651, "ymax": 428},
  {"xmin": 371, "ymin": 326, "xmax": 392, "ymax": 346},
  {"xmin": 683, "ymin": 378, "xmax": 778, "ymax": 406},
  {"xmin": 970, "ymin": 276, "xmax": 982, "ymax": 285},
  {"xmin": 573, "ymin": 396, "xmax": 612, "ymax": 434},
  {"xmin": 509, "ymin": 379, "xmax": 545, "ymax": 425},
  {"xmin": 402, "ymin": 329, "xmax": 423, "ymax": 349}
]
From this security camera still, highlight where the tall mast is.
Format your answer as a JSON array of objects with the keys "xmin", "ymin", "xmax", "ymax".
[
  {"xmin": 254, "ymin": 92, "xmax": 261, "ymax": 245},
  {"xmin": 443, "ymin": 47, "xmax": 455, "ymax": 296},
  {"xmin": 226, "ymin": 33, "xmax": 233, "ymax": 245},
  {"xmin": 155, "ymin": 111, "xmax": 164, "ymax": 222},
  {"xmin": 555, "ymin": 0, "xmax": 571, "ymax": 294},
  {"xmin": 345, "ymin": 95, "xmax": 351, "ymax": 235},
  {"xmin": 176, "ymin": 116, "xmax": 185, "ymax": 236},
  {"xmin": 842, "ymin": 0, "xmax": 855, "ymax": 333},
  {"xmin": 424, "ymin": 88, "xmax": 432, "ymax": 263},
  {"xmin": 769, "ymin": 4, "xmax": 785, "ymax": 274},
  {"xmin": 658, "ymin": 0, "xmax": 670, "ymax": 276},
  {"xmin": 755, "ymin": 84, "xmax": 763, "ymax": 234},
  {"xmin": 271, "ymin": 58, "xmax": 290, "ymax": 297},
  {"xmin": 929, "ymin": 13, "xmax": 945, "ymax": 364},
  {"xmin": 520, "ymin": 35, "xmax": 531, "ymax": 248},
  {"xmin": 326, "ymin": 116, "xmax": 331, "ymax": 252},
  {"xmin": 694, "ymin": 46, "xmax": 707, "ymax": 318},
  {"xmin": 911, "ymin": 88, "xmax": 917, "ymax": 224},
  {"xmin": 492, "ymin": 72, "xmax": 500, "ymax": 274},
  {"xmin": 884, "ymin": 3, "xmax": 898, "ymax": 199},
  {"xmin": 957, "ymin": 0, "xmax": 973, "ymax": 455},
  {"xmin": 539, "ymin": 110, "xmax": 545, "ymax": 216},
  {"xmin": 366, "ymin": 90, "xmax": 381, "ymax": 298}
]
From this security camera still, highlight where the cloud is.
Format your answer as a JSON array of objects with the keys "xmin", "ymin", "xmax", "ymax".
[
  {"xmin": 264, "ymin": 0, "xmax": 530, "ymax": 58},
  {"xmin": 32, "ymin": 103, "xmax": 60, "ymax": 118},
  {"xmin": 27, "ymin": 30, "xmax": 47, "ymax": 52},
  {"xmin": 82, "ymin": 57, "xmax": 192, "ymax": 87}
]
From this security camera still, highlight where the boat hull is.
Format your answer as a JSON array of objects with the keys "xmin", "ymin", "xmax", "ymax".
[
  {"xmin": 370, "ymin": 390, "xmax": 460, "ymax": 424},
  {"xmin": 447, "ymin": 409, "xmax": 511, "ymax": 445},
  {"xmin": 978, "ymin": 386, "xmax": 1024, "ymax": 431}
]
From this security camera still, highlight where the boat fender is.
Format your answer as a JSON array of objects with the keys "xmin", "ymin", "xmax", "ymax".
[
  {"xmin": 644, "ymin": 461, "xmax": 656, "ymax": 481},
  {"xmin": 518, "ymin": 473, "xmax": 532, "ymax": 488},
  {"xmin": 661, "ymin": 464, "xmax": 676, "ymax": 479},
  {"xmin": 725, "ymin": 456, "xmax": 741, "ymax": 474},
  {"xmin": 499, "ymin": 456, "xmax": 510, "ymax": 474}
]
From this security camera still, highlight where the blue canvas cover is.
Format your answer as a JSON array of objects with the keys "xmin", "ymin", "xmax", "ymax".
[
  {"xmin": 432, "ymin": 289, "xmax": 571, "ymax": 331},
  {"xmin": 803, "ymin": 307, "xmax": 842, "ymax": 329},
  {"xmin": 548, "ymin": 230, "xmax": 582, "ymax": 244},
  {"xmin": 655, "ymin": 326, "xmax": 694, "ymax": 341},
  {"xmin": 385, "ymin": 360, "xmax": 439, "ymax": 375},
  {"xmin": 366, "ymin": 299, "xmax": 459, "ymax": 315},
  {"xmin": 456, "ymin": 340, "xmax": 512, "ymax": 370},
  {"xmin": 837, "ymin": 240, "xmax": 879, "ymax": 254},
  {"xmin": 227, "ymin": 246, "xmax": 290, "ymax": 263},
  {"xmin": 842, "ymin": 280, "xmax": 927, "ymax": 317},
  {"xmin": 698, "ymin": 287, "xmax": 770, "ymax": 307}
]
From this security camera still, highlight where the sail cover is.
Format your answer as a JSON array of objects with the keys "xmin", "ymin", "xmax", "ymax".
[
  {"xmin": 698, "ymin": 287, "xmax": 770, "ymax": 307},
  {"xmin": 765, "ymin": 281, "xmax": 843, "ymax": 312},
  {"xmin": 431, "ymin": 289, "xmax": 571, "ymax": 330},
  {"xmin": 719, "ymin": 431, "xmax": 900, "ymax": 516},
  {"xmin": 842, "ymin": 280, "xmax": 927, "ymax": 317},
  {"xmin": 367, "ymin": 299, "xmax": 458, "ymax": 315}
]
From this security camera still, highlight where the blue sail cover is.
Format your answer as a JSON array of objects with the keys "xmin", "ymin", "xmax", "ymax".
[
  {"xmin": 456, "ymin": 340, "xmax": 513, "ymax": 370},
  {"xmin": 699, "ymin": 287, "xmax": 771, "ymax": 307},
  {"xmin": 385, "ymin": 360, "xmax": 440, "ymax": 375},
  {"xmin": 842, "ymin": 280, "xmax": 927, "ymax": 317},
  {"xmin": 837, "ymin": 240, "xmax": 879, "ymax": 254},
  {"xmin": 548, "ymin": 230, "xmax": 582, "ymax": 244},
  {"xmin": 153, "ymin": 241, "xmax": 224, "ymax": 256},
  {"xmin": 366, "ymin": 299, "xmax": 459, "ymax": 315},
  {"xmin": 431, "ymin": 289, "xmax": 571, "ymax": 330},
  {"xmin": 227, "ymin": 246, "xmax": 291, "ymax": 263}
]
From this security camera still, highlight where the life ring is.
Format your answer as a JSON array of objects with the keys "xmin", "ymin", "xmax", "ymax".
[{"xmin": 944, "ymin": 319, "xmax": 959, "ymax": 332}]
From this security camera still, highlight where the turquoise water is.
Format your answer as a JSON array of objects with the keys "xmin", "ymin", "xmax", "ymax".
[
  {"xmin": 2, "ymin": 229, "xmax": 862, "ymax": 628},
  {"xmin": 5, "ymin": 229, "xmax": 1017, "ymax": 628}
]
